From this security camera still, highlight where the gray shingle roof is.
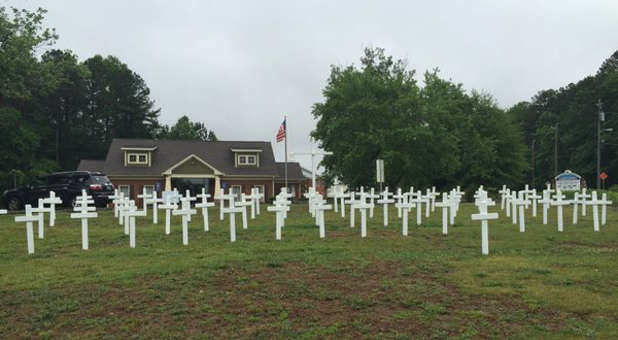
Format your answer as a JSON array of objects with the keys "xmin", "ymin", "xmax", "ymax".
[
  {"xmin": 102, "ymin": 138, "xmax": 278, "ymax": 177},
  {"xmin": 77, "ymin": 160, "xmax": 105, "ymax": 172},
  {"xmin": 275, "ymin": 162, "xmax": 308, "ymax": 181}
]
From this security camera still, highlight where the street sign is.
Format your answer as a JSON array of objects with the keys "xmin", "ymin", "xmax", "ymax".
[
  {"xmin": 600, "ymin": 172, "xmax": 608, "ymax": 180},
  {"xmin": 376, "ymin": 159, "xmax": 384, "ymax": 183}
]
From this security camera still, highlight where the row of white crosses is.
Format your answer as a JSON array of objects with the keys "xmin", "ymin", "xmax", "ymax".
[{"xmin": 14, "ymin": 191, "xmax": 65, "ymax": 254}]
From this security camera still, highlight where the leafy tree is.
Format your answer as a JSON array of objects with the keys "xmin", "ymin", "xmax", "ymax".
[{"xmin": 156, "ymin": 115, "xmax": 218, "ymax": 141}]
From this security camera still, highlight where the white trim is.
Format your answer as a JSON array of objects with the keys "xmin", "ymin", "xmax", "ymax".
[
  {"xmin": 169, "ymin": 174, "xmax": 216, "ymax": 178},
  {"xmin": 143, "ymin": 185, "xmax": 155, "ymax": 195},
  {"xmin": 162, "ymin": 154, "xmax": 223, "ymax": 176},
  {"xmin": 237, "ymin": 154, "xmax": 257, "ymax": 166},
  {"xmin": 231, "ymin": 148, "xmax": 263, "ymax": 153},
  {"xmin": 121, "ymin": 146, "xmax": 158, "ymax": 151},
  {"xmin": 127, "ymin": 152, "xmax": 149, "ymax": 165}
]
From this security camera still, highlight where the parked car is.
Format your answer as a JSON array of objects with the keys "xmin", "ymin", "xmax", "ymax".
[{"xmin": 2, "ymin": 171, "xmax": 115, "ymax": 210}]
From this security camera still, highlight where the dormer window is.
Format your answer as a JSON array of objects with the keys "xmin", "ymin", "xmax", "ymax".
[
  {"xmin": 121, "ymin": 146, "xmax": 157, "ymax": 167},
  {"xmin": 128, "ymin": 152, "xmax": 148, "ymax": 165},
  {"xmin": 238, "ymin": 154, "xmax": 257, "ymax": 165}
]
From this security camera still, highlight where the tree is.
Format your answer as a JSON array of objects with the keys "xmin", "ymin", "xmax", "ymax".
[{"xmin": 156, "ymin": 115, "xmax": 218, "ymax": 141}]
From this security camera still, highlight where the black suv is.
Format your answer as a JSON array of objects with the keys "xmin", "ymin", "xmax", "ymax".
[{"xmin": 3, "ymin": 171, "xmax": 115, "ymax": 210}]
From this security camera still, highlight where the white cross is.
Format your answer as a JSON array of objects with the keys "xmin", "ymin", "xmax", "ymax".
[
  {"xmin": 144, "ymin": 191, "xmax": 164, "ymax": 224},
  {"xmin": 352, "ymin": 193, "xmax": 373, "ymax": 238},
  {"xmin": 248, "ymin": 187, "xmax": 263, "ymax": 218},
  {"xmin": 393, "ymin": 188, "xmax": 405, "ymax": 218},
  {"xmin": 221, "ymin": 189, "xmax": 243, "ymax": 242},
  {"xmin": 589, "ymin": 191, "xmax": 602, "ymax": 232},
  {"xmin": 376, "ymin": 187, "xmax": 394, "ymax": 227},
  {"xmin": 273, "ymin": 194, "xmax": 292, "ymax": 221},
  {"xmin": 29, "ymin": 199, "xmax": 48, "ymax": 239},
  {"xmin": 333, "ymin": 190, "xmax": 349, "ymax": 217},
  {"xmin": 118, "ymin": 197, "xmax": 132, "ymax": 235},
  {"xmin": 126, "ymin": 201, "xmax": 147, "ymax": 247},
  {"xmin": 267, "ymin": 203, "xmax": 290, "ymax": 240},
  {"xmin": 449, "ymin": 191, "xmax": 460, "ymax": 226},
  {"xmin": 172, "ymin": 200, "xmax": 196, "ymax": 246},
  {"xmin": 504, "ymin": 188, "xmax": 512, "ymax": 217},
  {"xmin": 42, "ymin": 191, "xmax": 62, "ymax": 227},
  {"xmin": 181, "ymin": 190, "xmax": 196, "ymax": 222},
  {"xmin": 434, "ymin": 193, "xmax": 450, "ymax": 235},
  {"xmin": 367, "ymin": 188, "xmax": 380, "ymax": 218},
  {"xmin": 346, "ymin": 191, "xmax": 360, "ymax": 228},
  {"xmin": 580, "ymin": 188, "xmax": 591, "ymax": 217},
  {"xmin": 236, "ymin": 194, "xmax": 252, "ymax": 230},
  {"xmin": 159, "ymin": 192, "xmax": 178, "ymax": 235},
  {"xmin": 70, "ymin": 198, "xmax": 97, "ymax": 250},
  {"xmin": 528, "ymin": 189, "xmax": 541, "ymax": 217},
  {"xmin": 498, "ymin": 185, "xmax": 509, "ymax": 210},
  {"xmin": 551, "ymin": 190, "xmax": 569, "ymax": 232},
  {"xmin": 599, "ymin": 193, "xmax": 612, "ymax": 226},
  {"xmin": 108, "ymin": 189, "xmax": 123, "ymax": 218},
  {"xmin": 572, "ymin": 192, "xmax": 580, "ymax": 225},
  {"xmin": 313, "ymin": 199, "xmax": 332, "ymax": 239},
  {"xmin": 0, "ymin": 208, "xmax": 6, "ymax": 215},
  {"xmin": 510, "ymin": 191, "xmax": 518, "ymax": 225},
  {"xmin": 137, "ymin": 187, "xmax": 153, "ymax": 215},
  {"xmin": 513, "ymin": 191, "xmax": 530, "ymax": 232},
  {"xmin": 196, "ymin": 188, "xmax": 215, "ymax": 231},
  {"xmin": 15, "ymin": 205, "xmax": 38, "ymax": 254},
  {"xmin": 409, "ymin": 191, "xmax": 423, "ymax": 225},
  {"xmin": 430, "ymin": 186, "xmax": 437, "ymax": 212},
  {"xmin": 539, "ymin": 190, "xmax": 552, "ymax": 225},
  {"xmin": 471, "ymin": 192, "xmax": 499, "ymax": 255},
  {"xmin": 395, "ymin": 200, "xmax": 413, "ymax": 236},
  {"xmin": 423, "ymin": 189, "xmax": 432, "ymax": 218}
]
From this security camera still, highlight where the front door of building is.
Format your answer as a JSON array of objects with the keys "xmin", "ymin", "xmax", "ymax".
[{"xmin": 171, "ymin": 178, "xmax": 214, "ymax": 197}]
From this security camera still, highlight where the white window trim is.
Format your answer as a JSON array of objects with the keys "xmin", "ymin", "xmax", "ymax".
[
  {"xmin": 127, "ymin": 152, "xmax": 149, "ymax": 165},
  {"xmin": 119, "ymin": 185, "xmax": 131, "ymax": 197},
  {"xmin": 237, "ymin": 154, "xmax": 257, "ymax": 166},
  {"xmin": 143, "ymin": 185, "xmax": 155, "ymax": 195},
  {"xmin": 231, "ymin": 184, "xmax": 242, "ymax": 198}
]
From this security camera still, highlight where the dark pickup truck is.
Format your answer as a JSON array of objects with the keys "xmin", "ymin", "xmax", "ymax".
[{"xmin": 3, "ymin": 171, "xmax": 115, "ymax": 210}]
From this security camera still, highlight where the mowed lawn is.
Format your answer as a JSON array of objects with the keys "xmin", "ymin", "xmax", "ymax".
[{"xmin": 0, "ymin": 202, "xmax": 616, "ymax": 339}]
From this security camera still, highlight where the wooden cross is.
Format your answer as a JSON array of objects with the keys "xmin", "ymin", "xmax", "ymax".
[
  {"xmin": 118, "ymin": 197, "xmax": 132, "ymax": 235},
  {"xmin": 236, "ymin": 194, "xmax": 252, "ymax": 230},
  {"xmin": 599, "ymin": 193, "xmax": 612, "ymax": 226},
  {"xmin": 70, "ymin": 198, "xmax": 97, "ymax": 250},
  {"xmin": 346, "ymin": 191, "xmax": 360, "ymax": 228},
  {"xmin": 29, "ymin": 198, "xmax": 48, "ymax": 239},
  {"xmin": 588, "ymin": 191, "xmax": 602, "ymax": 232},
  {"xmin": 550, "ymin": 190, "xmax": 569, "ymax": 232},
  {"xmin": 498, "ymin": 185, "xmax": 509, "ymax": 210},
  {"xmin": 247, "ymin": 187, "xmax": 263, "ymax": 218},
  {"xmin": 42, "ymin": 191, "xmax": 62, "ymax": 227},
  {"xmin": 159, "ymin": 192, "xmax": 178, "ymax": 235},
  {"xmin": 137, "ymin": 187, "xmax": 153, "ymax": 215},
  {"xmin": 504, "ymin": 188, "xmax": 512, "ymax": 218},
  {"xmin": 539, "ymin": 190, "xmax": 552, "ymax": 225},
  {"xmin": 144, "ymin": 191, "xmax": 164, "ymax": 224},
  {"xmin": 172, "ymin": 200, "xmax": 196, "ymax": 246},
  {"xmin": 126, "ymin": 201, "xmax": 147, "ymax": 248},
  {"xmin": 367, "ymin": 188, "xmax": 380, "ymax": 218},
  {"xmin": 528, "ymin": 189, "xmax": 541, "ymax": 217},
  {"xmin": 267, "ymin": 203, "xmax": 290, "ymax": 240},
  {"xmin": 15, "ymin": 205, "xmax": 38, "ymax": 254},
  {"xmin": 423, "ymin": 189, "xmax": 432, "ymax": 218},
  {"xmin": 273, "ymin": 195, "xmax": 292, "ymax": 221},
  {"xmin": 471, "ymin": 193, "xmax": 499, "ymax": 255},
  {"xmin": 409, "ymin": 191, "xmax": 423, "ymax": 226},
  {"xmin": 510, "ymin": 191, "xmax": 518, "ymax": 225},
  {"xmin": 572, "ymin": 192, "xmax": 581, "ymax": 225},
  {"xmin": 313, "ymin": 200, "xmax": 332, "ymax": 239},
  {"xmin": 434, "ymin": 193, "xmax": 450, "ymax": 235},
  {"xmin": 393, "ymin": 188, "xmax": 406, "ymax": 218},
  {"xmin": 430, "ymin": 186, "xmax": 438, "ymax": 212},
  {"xmin": 352, "ymin": 193, "xmax": 374, "ymax": 238},
  {"xmin": 333, "ymin": 191, "xmax": 349, "ymax": 217},
  {"xmin": 108, "ymin": 189, "xmax": 123, "ymax": 218},
  {"xmin": 196, "ymin": 188, "xmax": 215, "ymax": 231},
  {"xmin": 580, "ymin": 188, "xmax": 591, "ymax": 217},
  {"xmin": 395, "ymin": 200, "xmax": 413, "ymax": 236},
  {"xmin": 221, "ymin": 189, "xmax": 243, "ymax": 242},
  {"xmin": 376, "ymin": 187, "xmax": 394, "ymax": 227},
  {"xmin": 514, "ymin": 191, "xmax": 530, "ymax": 232}
]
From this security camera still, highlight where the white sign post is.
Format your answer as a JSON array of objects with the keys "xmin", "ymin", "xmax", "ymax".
[{"xmin": 15, "ymin": 205, "xmax": 38, "ymax": 254}]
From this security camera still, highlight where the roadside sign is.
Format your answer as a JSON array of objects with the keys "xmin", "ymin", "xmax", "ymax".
[
  {"xmin": 376, "ymin": 159, "xmax": 384, "ymax": 183},
  {"xmin": 600, "ymin": 172, "xmax": 608, "ymax": 180}
]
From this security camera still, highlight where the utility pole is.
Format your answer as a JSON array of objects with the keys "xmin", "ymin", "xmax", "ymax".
[
  {"xmin": 531, "ymin": 139, "xmax": 536, "ymax": 187},
  {"xmin": 597, "ymin": 99, "xmax": 603, "ymax": 189},
  {"xmin": 554, "ymin": 123, "xmax": 558, "ymax": 177}
]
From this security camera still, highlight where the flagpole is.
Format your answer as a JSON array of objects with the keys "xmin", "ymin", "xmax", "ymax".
[{"xmin": 284, "ymin": 116, "xmax": 288, "ymax": 189}]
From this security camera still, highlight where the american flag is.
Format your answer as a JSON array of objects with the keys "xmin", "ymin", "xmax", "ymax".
[{"xmin": 276, "ymin": 119, "xmax": 286, "ymax": 142}]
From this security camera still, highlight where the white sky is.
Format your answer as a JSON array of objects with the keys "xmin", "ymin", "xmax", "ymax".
[{"xmin": 5, "ymin": 0, "xmax": 618, "ymax": 171}]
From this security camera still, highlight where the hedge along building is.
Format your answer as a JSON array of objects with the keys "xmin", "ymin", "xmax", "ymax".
[{"xmin": 77, "ymin": 138, "xmax": 309, "ymax": 205}]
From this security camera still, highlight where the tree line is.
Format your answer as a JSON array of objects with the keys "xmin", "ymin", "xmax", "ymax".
[
  {"xmin": 0, "ymin": 7, "xmax": 216, "ymax": 190},
  {"xmin": 312, "ymin": 48, "xmax": 618, "ymax": 192}
]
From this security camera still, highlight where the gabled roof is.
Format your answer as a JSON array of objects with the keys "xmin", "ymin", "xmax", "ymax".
[
  {"xmin": 275, "ymin": 162, "xmax": 308, "ymax": 181},
  {"xmin": 102, "ymin": 139, "xmax": 278, "ymax": 177},
  {"xmin": 555, "ymin": 170, "xmax": 582, "ymax": 181},
  {"xmin": 77, "ymin": 160, "xmax": 105, "ymax": 172}
]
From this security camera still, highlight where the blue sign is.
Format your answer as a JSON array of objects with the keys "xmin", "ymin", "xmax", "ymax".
[{"xmin": 155, "ymin": 182, "xmax": 162, "ymax": 191}]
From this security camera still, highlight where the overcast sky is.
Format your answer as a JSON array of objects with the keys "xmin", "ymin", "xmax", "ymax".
[{"xmin": 5, "ymin": 0, "xmax": 618, "ymax": 171}]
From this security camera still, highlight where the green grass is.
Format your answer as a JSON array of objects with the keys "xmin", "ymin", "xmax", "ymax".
[{"xmin": 0, "ymin": 202, "xmax": 616, "ymax": 339}]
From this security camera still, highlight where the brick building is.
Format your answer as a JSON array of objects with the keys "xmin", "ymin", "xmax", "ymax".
[{"xmin": 77, "ymin": 138, "xmax": 308, "ymax": 204}]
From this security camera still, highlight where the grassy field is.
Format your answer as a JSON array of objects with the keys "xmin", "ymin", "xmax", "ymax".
[{"xmin": 0, "ymin": 201, "xmax": 616, "ymax": 339}]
